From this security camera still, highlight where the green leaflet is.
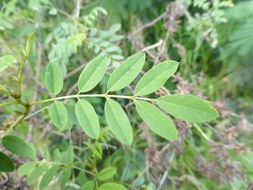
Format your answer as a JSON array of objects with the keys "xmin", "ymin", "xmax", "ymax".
[
  {"xmin": 75, "ymin": 100, "xmax": 100, "ymax": 138},
  {"xmin": 105, "ymin": 99, "xmax": 133, "ymax": 145},
  {"xmin": 99, "ymin": 182, "xmax": 127, "ymax": 190},
  {"xmin": 134, "ymin": 60, "xmax": 179, "ymax": 96},
  {"xmin": 81, "ymin": 181, "xmax": 95, "ymax": 190},
  {"xmin": 40, "ymin": 165, "xmax": 59, "ymax": 189},
  {"xmin": 0, "ymin": 55, "xmax": 17, "ymax": 72},
  {"xmin": 59, "ymin": 168, "xmax": 72, "ymax": 189},
  {"xmin": 60, "ymin": 147, "xmax": 74, "ymax": 163},
  {"xmin": 107, "ymin": 53, "xmax": 145, "ymax": 91},
  {"xmin": 2, "ymin": 135, "xmax": 35, "ymax": 158},
  {"xmin": 28, "ymin": 164, "xmax": 48, "ymax": 185},
  {"xmin": 0, "ymin": 151, "xmax": 14, "ymax": 172},
  {"xmin": 98, "ymin": 167, "xmax": 117, "ymax": 181},
  {"xmin": 49, "ymin": 101, "xmax": 68, "ymax": 129},
  {"xmin": 135, "ymin": 100, "xmax": 178, "ymax": 140},
  {"xmin": 17, "ymin": 161, "xmax": 37, "ymax": 177},
  {"xmin": 45, "ymin": 62, "xmax": 63, "ymax": 95},
  {"xmin": 157, "ymin": 94, "xmax": 219, "ymax": 123},
  {"xmin": 78, "ymin": 55, "xmax": 108, "ymax": 92},
  {"xmin": 25, "ymin": 32, "xmax": 35, "ymax": 56}
]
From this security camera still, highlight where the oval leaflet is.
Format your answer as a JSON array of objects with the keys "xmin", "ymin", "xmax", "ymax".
[
  {"xmin": 135, "ymin": 100, "xmax": 178, "ymax": 140},
  {"xmin": 105, "ymin": 99, "xmax": 133, "ymax": 145},
  {"xmin": 157, "ymin": 94, "xmax": 219, "ymax": 123},
  {"xmin": 75, "ymin": 99, "xmax": 100, "ymax": 138}
]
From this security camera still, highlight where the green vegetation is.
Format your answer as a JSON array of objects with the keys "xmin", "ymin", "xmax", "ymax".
[{"xmin": 0, "ymin": 0, "xmax": 252, "ymax": 189}]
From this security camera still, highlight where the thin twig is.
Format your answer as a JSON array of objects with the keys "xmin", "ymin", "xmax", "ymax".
[
  {"xmin": 132, "ymin": 13, "xmax": 166, "ymax": 36},
  {"xmin": 139, "ymin": 40, "xmax": 163, "ymax": 53}
]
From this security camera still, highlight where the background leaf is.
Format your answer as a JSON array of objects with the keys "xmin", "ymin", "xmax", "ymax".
[
  {"xmin": 78, "ymin": 55, "xmax": 108, "ymax": 92},
  {"xmin": 27, "ymin": 164, "xmax": 47, "ymax": 185},
  {"xmin": 0, "ymin": 151, "xmax": 14, "ymax": 172},
  {"xmin": 135, "ymin": 60, "xmax": 179, "ymax": 96},
  {"xmin": 105, "ymin": 99, "xmax": 133, "ymax": 145},
  {"xmin": 107, "ymin": 53, "xmax": 145, "ymax": 91},
  {"xmin": 99, "ymin": 182, "xmax": 127, "ymax": 190},
  {"xmin": 157, "ymin": 94, "xmax": 219, "ymax": 123},
  {"xmin": 81, "ymin": 181, "xmax": 95, "ymax": 190},
  {"xmin": 25, "ymin": 32, "xmax": 35, "ymax": 56},
  {"xmin": 2, "ymin": 135, "xmax": 35, "ymax": 158},
  {"xmin": 49, "ymin": 101, "xmax": 68, "ymax": 129},
  {"xmin": 0, "ymin": 55, "xmax": 16, "ymax": 72},
  {"xmin": 75, "ymin": 99, "xmax": 100, "ymax": 138},
  {"xmin": 45, "ymin": 62, "xmax": 63, "ymax": 95},
  {"xmin": 98, "ymin": 166, "xmax": 117, "ymax": 181},
  {"xmin": 40, "ymin": 165, "xmax": 59, "ymax": 189},
  {"xmin": 59, "ymin": 168, "xmax": 72, "ymax": 189},
  {"xmin": 135, "ymin": 100, "xmax": 178, "ymax": 140},
  {"xmin": 17, "ymin": 161, "xmax": 36, "ymax": 177}
]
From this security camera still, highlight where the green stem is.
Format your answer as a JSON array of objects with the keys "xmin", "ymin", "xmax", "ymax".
[
  {"xmin": 17, "ymin": 55, "xmax": 28, "ymax": 97},
  {"xmin": 193, "ymin": 124, "xmax": 214, "ymax": 143},
  {"xmin": 6, "ymin": 104, "xmax": 31, "ymax": 133},
  {"xmin": 30, "ymin": 94, "xmax": 157, "ymax": 106}
]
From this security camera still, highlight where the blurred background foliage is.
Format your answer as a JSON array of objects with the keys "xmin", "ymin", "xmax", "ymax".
[{"xmin": 0, "ymin": 0, "xmax": 252, "ymax": 189}]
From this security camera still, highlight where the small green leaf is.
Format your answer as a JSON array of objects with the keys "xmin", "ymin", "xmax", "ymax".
[
  {"xmin": 59, "ymin": 168, "xmax": 72, "ymax": 189},
  {"xmin": 99, "ymin": 182, "xmax": 127, "ymax": 190},
  {"xmin": 81, "ymin": 181, "xmax": 95, "ymax": 190},
  {"xmin": 75, "ymin": 100, "xmax": 100, "ymax": 138},
  {"xmin": 98, "ymin": 167, "xmax": 117, "ymax": 181},
  {"xmin": 49, "ymin": 101, "xmax": 68, "ymax": 128},
  {"xmin": 45, "ymin": 62, "xmax": 63, "ymax": 95},
  {"xmin": 40, "ymin": 166, "xmax": 59, "ymax": 189},
  {"xmin": 17, "ymin": 161, "xmax": 37, "ymax": 177},
  {"xmin": 0, "ymin": 55, "xmax": 16, "ymax": 72},
  {"xmin": 28, "ymin": 164, "xmax": 47, "ymax": 185},
  {"xmin": 0, "ymin": 152, "xmax": 14, "ymax": 172},
  {"xmin": 135, "ymin": 60, "xmax": 179, "ymax": 96},
  {"xmin": 157, "ymin": 94, "xmax": 219, "ymax": 123},
  {"xmin": 60, "ymin": 147, "xmax": 74, "ymax": 163},
  {"xmin": 2, "ymin": 135, "xmax": 35, "ymax": 158},
  {"xmin": 25, "ymin": 32, "xmax": 35, "ymax": 56},
  {"xmin": 78, "ymin": 55, "xmax": 108, "ymax": 92},
  {"xmin": 107, "ymin": 53, "xmax": 145, "ymax": 91},
  {"xmin": 105, "ymin": 99, "xmax": 133, "ymax": 145},
  {"xmin": 135, "ymin": 100, "xmax": 178, "ymax": 140}
]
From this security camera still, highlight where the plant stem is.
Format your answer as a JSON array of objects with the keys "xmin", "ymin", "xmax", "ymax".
[
  {"xmin": 30, "ymin": 94, "xmax": 157, "ymax": 106},
  {"xmin": 193, "ymin": 124, "xmax": 214, "ymax": 143},
  {"xmin": 17, "ymin": 55, "xmax": 28, "ymax": 98}
]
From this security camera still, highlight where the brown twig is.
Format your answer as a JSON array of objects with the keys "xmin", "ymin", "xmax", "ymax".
[{"xmin": 132, "ymin": 13, "xmax": 167, "ymax": 36}]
